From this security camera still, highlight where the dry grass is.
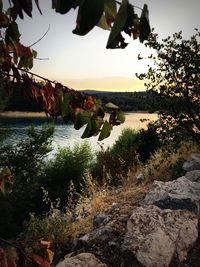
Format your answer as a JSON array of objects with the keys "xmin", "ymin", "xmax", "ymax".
[
  {"xmin": 51, "ymin": 142, "xmax": 199, "ymax": 243},
  {"xmin": 141, "ymin": 142, "xmax": 199, "ymax": 183},
  {"xmin": 24, "ymin": 142, "xmax": 199, "ymax": 254},
  {"xmin": 67, "ymin": 172, "xmax": 149, "ymax": 241}
]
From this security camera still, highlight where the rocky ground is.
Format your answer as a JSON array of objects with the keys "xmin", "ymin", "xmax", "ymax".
[{"xmin": 55, "ymin": 153, "xmax": 200, "ymax": 267}]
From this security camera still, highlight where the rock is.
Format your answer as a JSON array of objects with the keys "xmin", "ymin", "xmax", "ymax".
[
  {"xmin": 111, "ymin": 202, "xmax": 120, "ymax": 212},
  {"xmin": 183, "ymin": 153, "xmax": 200, "ymax": 172},
  {"xmin": 74, "ymin": 225, "xmax": 123, "ymax": 267},
  {"xmin": 56, "ymin": 252, "xmax": 107, "ymax": 267},
  {"xmin": 136, "ymin": 173, "xmax": 145, "ymax": 182},
  {"xmin": 155, "ymin": 196, "xmax": 198, "ymax": 214},
  {"xmin": 122, "ymin": 205, "xmax": 198, "ymax": 267},
  {"xmin": 185, "ymin": 170, "xmax": 200, "ymax": 182},
  {"xmin": 144, "ymin": 176, "xmax": 200, "ymax": 213},
  {"xmin": 79, "ymin": 226, "xmax": 119, "ymax": 245},
  {"xmin": 93, "ymin": 213, "xmax": 111, "ymax": 228}
]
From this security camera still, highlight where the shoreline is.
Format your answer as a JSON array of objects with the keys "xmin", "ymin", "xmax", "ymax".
[
  {"xmin": 0, "ymin": 111, "xmax": 46, "ymax": 118},
  {"xmin": 0, "ymin": 110, "xmax": 157, "ymax": 118}
]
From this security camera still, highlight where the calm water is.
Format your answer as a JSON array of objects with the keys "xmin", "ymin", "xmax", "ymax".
[{"xmin": 0, "ymin": 112, "xmax": 158, "ymax": 153}]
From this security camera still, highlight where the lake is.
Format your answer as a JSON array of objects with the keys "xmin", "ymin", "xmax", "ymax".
[{"xmin": 0, "ymin": 112, "xmax": 158, "ymax": 153}]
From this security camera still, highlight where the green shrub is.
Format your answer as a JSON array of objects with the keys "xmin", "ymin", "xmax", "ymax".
[
  {"xmin": 111, "ymin": 128, "xmax": 140, "ymax": 166},
  {"xmin": 92, "ymin": 149, "xmax": 127, "ymax": 186},
  {"xmin": 137, "ymin": 125, "xmax": 161, "ymax": 163},
  {"xmin": 169, "ymin": 157, "xmax": 185, "ymax": 180},
  {"xmin": 92, "ymin": 126, "xmax": 161, "ymax": 185},
  {"xmin": 0, "ymin": 125, "xmax": 54, "ymax": 237},
  {"xmin": 23, "ymin": 211, "xmax": 72, "ymax": 257},
  {"xmin": 40, "ymin": 141, "xmax": 94, "ymax": 207}
]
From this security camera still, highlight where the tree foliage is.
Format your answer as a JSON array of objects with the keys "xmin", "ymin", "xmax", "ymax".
[
  {"xmin": 0, "ymin": 0, "xmax": 151, "ymax": 141},
  {"xmin": 137, "ymin": 30, "xmax": 200, "ymax": 144}
]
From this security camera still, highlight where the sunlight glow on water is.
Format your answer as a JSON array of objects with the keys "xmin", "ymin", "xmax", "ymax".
[{"xmin": 0, "ymin": 112, "xmax": 158, "ymax": 154}]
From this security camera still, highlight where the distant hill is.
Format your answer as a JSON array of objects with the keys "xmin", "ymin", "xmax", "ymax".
[{"xmin": 82, "ymin": 90, "xmax": 160, "ymax": 112}]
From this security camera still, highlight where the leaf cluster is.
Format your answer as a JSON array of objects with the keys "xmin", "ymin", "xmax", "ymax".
[
  {"xmin": 0, "ymin": 0, "xmax": 147, "ymax": 140},
  {"xmin": 51, "ymin": 0, "xmax": 151, "ymax": 48}
]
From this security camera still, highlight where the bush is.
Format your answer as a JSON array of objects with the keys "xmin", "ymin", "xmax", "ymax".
[
  {"xmin": 92, "ymin": 127, "xmax": 160, "ymax": 185},
  {"xmin": 0, "ymin": 125, "xmax": 54, "ymax": 237},
  {"xmin": 169, "ymin": 156, "xmax": 185, "ymax": 180},
  {"xmin": 137, "ymin": 125, "xmax": 161, "ymax": 163},
  {"xmin": 143, "ymin": 142, "xmax": 198, "ymax": 182},
  {"xmin": 40, "ymin": 141, "xmax": 94, "ymax": 208},
  {"xmin": 111, "ymin": 128, "xmax": 140, "ymax": 166},
  {"xmin": 92, "ymin": 149, "xmax": 127, "ymax": 186},
  {"xmin": 23, "ymin": 211, "xmax": 72, "ymax": 257}
]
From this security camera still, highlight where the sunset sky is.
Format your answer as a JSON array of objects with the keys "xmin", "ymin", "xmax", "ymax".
[{"xmin": 11, "ymin": 0, "xmax": 200, "ymax": 91}]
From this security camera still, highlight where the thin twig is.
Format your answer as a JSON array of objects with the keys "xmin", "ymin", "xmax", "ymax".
[
  {"xmin": 0, "ymin": 68, "xmax": 74, "ymax": 92},
  {"xmin": 35, "ymin": 57, "xmax": 49, "ymax": 60},
  {"xmin": 29, "ymin": 24, "xmax": 50, "ymax": 48},
  {"xmin": 17, "ymin": 67, "xmax": 59, "ymax": 84}
]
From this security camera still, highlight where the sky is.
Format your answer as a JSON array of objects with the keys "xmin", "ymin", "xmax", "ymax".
[{"xmin": 5, "ymin": 0, "xmax": 200, "ymax": 91}]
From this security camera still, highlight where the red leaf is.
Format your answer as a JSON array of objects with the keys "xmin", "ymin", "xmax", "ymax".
[
  {"xmin": 15, "ymin": 43, "xmax": 32, "ymax": 57},
  {"xmin": 0, "ymin": 248, "xmax": 7, "ymax": 267},
  {"xmin": 7, "ymin": 259, "xmax": 17, "ymax": 267},
  {"xmin": 31, "ymin": 254, "xmax": 51, "ymax": 267},
  {"xmin": 40, "ymin": 240, "xmax": 51, "ymax": 249}
]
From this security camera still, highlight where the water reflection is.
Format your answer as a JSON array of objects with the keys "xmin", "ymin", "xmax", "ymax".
[{"xmin": 0, "ymin": 112, "xmax": 158, "ymax": 153}]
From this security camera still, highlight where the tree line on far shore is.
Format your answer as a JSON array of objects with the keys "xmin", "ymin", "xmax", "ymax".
[{"xmin": 5, "ymin": 87, "xmax": 161, "ymax": 113}]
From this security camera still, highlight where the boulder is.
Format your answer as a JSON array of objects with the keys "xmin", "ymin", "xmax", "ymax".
[
  {"xmin": 144, "ymin": 176, "xmax": 200, "ymax": 213},
  {"xmin": 74, "ymin": 225, "xmax": 124, "ymax": 267},
  {"xmin": 183, "ymin": 153, "xmax": 200, "ymax": 172},
  {"xmin": 56, "ymin": 252, "xmax": 107, "ymax": 267},
  {"xmin": 79, "ymin": 226, "xmax": 118, "ymax": 244},
  {"xmin": 122, "ymin": 205, "xmax": 198, "ymax": 267},
  {"xmin": 185, "ymin": 170, "xmax": 200, "ymax": 182},
  {"xmin": 154, "ymin": 196, "xmax": 198, "ymax": 214},
  {"xmin": 93, "ymin": 213, "xmax": 111, "ymax": 228}
]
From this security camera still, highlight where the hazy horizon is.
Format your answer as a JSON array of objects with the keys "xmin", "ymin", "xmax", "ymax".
[{"xmin": 10, "ymin": 0, "xmax": 200, "ymax": 92}]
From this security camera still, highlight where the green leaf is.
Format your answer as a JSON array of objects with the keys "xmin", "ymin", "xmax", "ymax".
[
  {"xmin": 97, "ymin": 106, "xmax": 105, "ymax": 118},
  {"xmin": 104, "ymin": 0, "xmax": 117, "ymax": 19},
  {"xmin": 18, "ymin": 56, "xmax": 33, "ymax": 69},
  {"xmin": 73, "ymin": 0, "xmax": 104, "ymax": 36},
  {"xmin": 81, "ymin": 120, "xmax": 92, "ymax": 138},
  {"xmin": 116, "ymin": 111, "xmax": 125, "ymax": 123},
  {"xmin": 139, "ymin": 4, "xmax": 150, "ymax": 43},
  {"xmin": 32, "ymin": 49, "xmax": 37, "ymax": 58},
  {"xmin": 52, "ymin": 0, "xmax": 76, "ymax": 14},
  {"xmin": 97, "ymin": 15, "xmax": 110, "ymax": 30},
  {"xmin": 61, "ymin": 93, "xmax": 72, "ymax": 121},
  {"xmin": 5, "ymin": 22, "xmax": 21, "ymax": 45},
  {"xmin": 82, "ymin": 116, "xmax": 104, "ymax": 138},
  {"xmin": 74, "ymin": 110, "xmax": 91, "ymax": 130},
  {"xmin": 106, "ymin": 0, "xmax": 128, "ymax": 48},
  {"xmin": 98, "ymin": 121, "xmax": 112, "ymax": 141},
  {"xmin": 94, "ymin": 98, "xmax": 102, "ymax": 106},
  {"xmin": 20, "ymin": 0, "xmax": 33, "ymax": 17},
  {"xmin": 105, "ymin": 102, "xmax": 119, "ymax": 110}
]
